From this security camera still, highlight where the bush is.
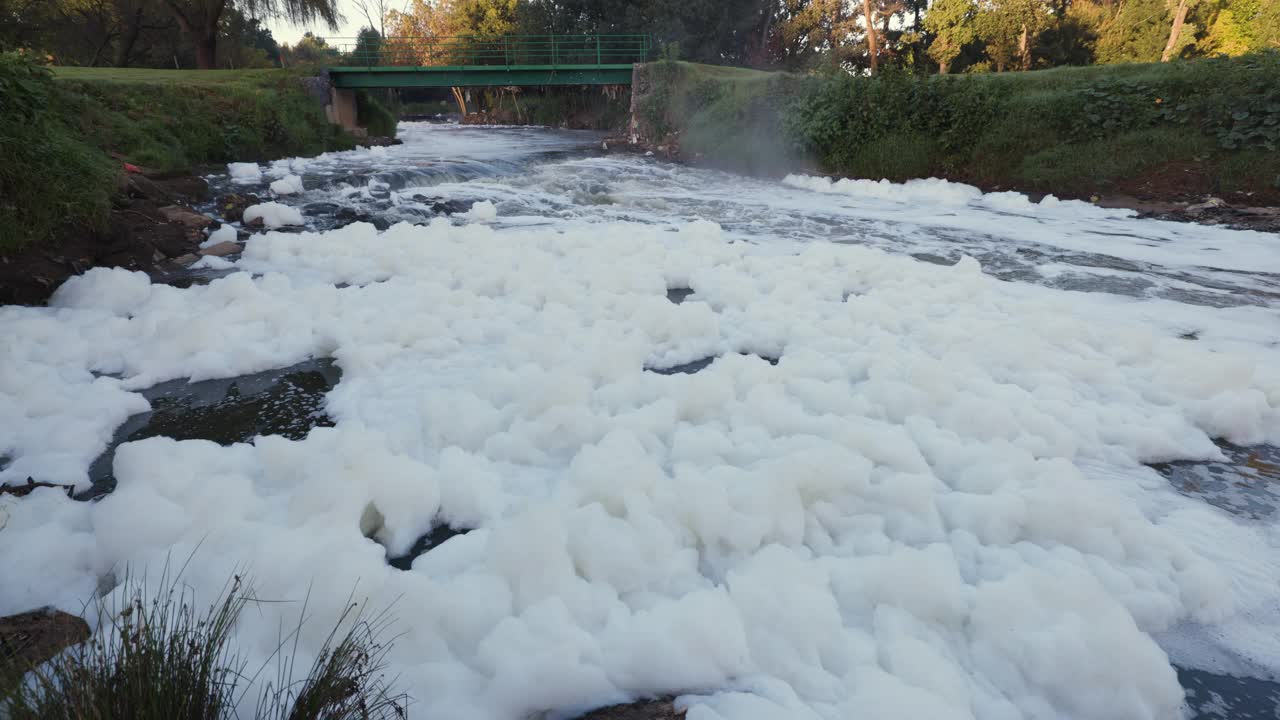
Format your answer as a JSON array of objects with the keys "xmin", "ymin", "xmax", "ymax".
[
  {"xmin": 357, "ymin": 91, "xmax": 399, "ymax": 138},
  {"xmin": 1, "ymin": 65, "xmax": 360, "ymax": 252},
  {"xmin": 52, "ymin": 69, "xmax": 355, "ymax": 172},
  {"xmin": 0, "ymin": 53, "xmax": 116, "ymax": 252},
  {"xmin": 651, "ymin": 51, "xmax": 1280, "ymax": 195},
  {"xmin": 1, "ymin": 567, "xmax": 407, "ymax": 720}
]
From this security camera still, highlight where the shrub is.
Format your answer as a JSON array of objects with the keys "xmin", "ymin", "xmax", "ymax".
[
  {"xmin": 357, "ymin": 91, "xmax": 399, "ymax": 139},
  {"xmin": 0, "ymin": 52, "xmax": 115, "ymax": 252},
  {"xmin": 776, "ymin": 50, "xmax": 1280, "ymax": 194},
  {"xmin": 1, "ymin": 567, "xmax": 407, "ymax": 720}
]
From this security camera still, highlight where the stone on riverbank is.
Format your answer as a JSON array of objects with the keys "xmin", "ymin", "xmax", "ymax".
[{"xmin": 0, "ymin": 608, "xmax": 90, "ymax": 694}]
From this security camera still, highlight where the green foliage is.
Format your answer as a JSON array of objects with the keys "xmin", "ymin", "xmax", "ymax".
[
  {"xmin": 785, "ymin": 67, "xmax": 1005, "ymax": 169},
  {"xmin": 651, "ymin": 53, "xmax": 1280, "ymax": 198},
  {"xmin": 2, "ymin": 568, "xmax": 407, "ymax": 720},
  {"xmin": 2, "ymin": 64, "xmax": 355, "ymax": 252},
  {"xmin": 0, "ymin": 52, "xmax": 115, "ymax": 252},
  {"xmin": 357, "ymin": 90, "xmax": 399, "ymax": 138},
  {"xmin": 51, "ymin": 67, "xmax": 353, "ymax": 171}
]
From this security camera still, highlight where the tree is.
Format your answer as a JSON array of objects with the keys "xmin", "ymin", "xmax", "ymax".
[
  {"xmin": 347, "ymin": 25, "xmax": 381, "ymax": 64},
  {"xmin": 1161, "ymin": 0, "xmax": 1190, "ymax": 60},
  {"xmin": 1095, "ymin": 0, "xmax": 1172, "ymax": 62},
  {"xmin": 776, "ymin": 0, "xmax": 861, "ymax": 69},
  {"xmin": 1198, "ymin": 0, "xmax": 1280, "ymax": 56},
  {"xmin": 976, "ymin": 0, "xmax": 1052, "ymax": 70},
  {"xmin": 352, "ymin": 0, "xmax": 389, "ymax": 37},
  {"xmin": 281, "ymin": 30, "xmax": 340, "ymax": 67},
  {"xmin": 385, "ymin": 0, "xmax": 518, "ymax": 114},
  {"xmin": 161, "ymin": 0, "xmax": 338, "ymax": 69},
  {"xmin": 862, "ymin": 0, "xmax": 879, "ymax": 71},
  {"xmin": 925, "ymin": 0, "xmax": 978, "ymax": 72}
]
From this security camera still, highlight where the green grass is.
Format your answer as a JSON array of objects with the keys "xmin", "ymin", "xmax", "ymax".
[
  {"xmin": 52, "ymin": 67, "xmax": 291, "ymax": 86},
  {"xmin": 54, "ymin": 69, "xmax": 354, "ymax": 172},
  {"xmin": 357, "ymin": 90, "xmax": 399, "ymax": 138},
  {"xmin": 2, "ymin": 57, "xmax": 361, "ymax": 253}
]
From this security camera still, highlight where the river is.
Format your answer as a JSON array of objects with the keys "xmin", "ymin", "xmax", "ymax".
[{"xmin": 2, "ymin": 122, "xmax": 1280, "ymax": 719}]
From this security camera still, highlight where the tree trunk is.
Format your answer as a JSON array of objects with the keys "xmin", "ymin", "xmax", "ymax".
[
  {"xmin": 195, "ymin": 32, "xmax": 217, "ymax": 69},
  {"xmin": 862, "ymin": 0, "xmax": 879, "ymax": 74},
  {"xmin": 115, "ymin": 7, "xmax": 143, "ymax": 66},
  {"xmin": 1161, "ymin": 0, "xmax": 1189, "ymax": 61},
  {"xmin": 1018, "ymin": 22, "xmax": 1030, "ymax": 70}
]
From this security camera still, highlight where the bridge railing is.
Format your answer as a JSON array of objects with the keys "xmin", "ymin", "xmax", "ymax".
[{"xmin": 331, "ymin": 34, "xmax": 652, "ymax": 68}]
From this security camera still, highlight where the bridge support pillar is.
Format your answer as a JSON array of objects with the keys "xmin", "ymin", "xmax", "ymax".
[{"xmin": 326, "ymin": 87, "xmax": 363, "ymax": 137}]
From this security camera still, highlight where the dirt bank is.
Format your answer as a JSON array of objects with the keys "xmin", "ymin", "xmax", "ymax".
[{"xmin": 0, "ymin": 169, "xmax": 214, "ymax": 306}]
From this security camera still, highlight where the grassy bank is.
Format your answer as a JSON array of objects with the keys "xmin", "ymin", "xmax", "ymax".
[
  {"xmin": 638, "ymin": 54, "xmax": 1280, "ymax": 200},
  {"xmin": 1, "ymin": 58, "xmax": 366, "ymax": 252}
]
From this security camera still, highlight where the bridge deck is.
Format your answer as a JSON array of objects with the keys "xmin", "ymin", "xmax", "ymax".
[
  {"xmin": 327, "ymin": 34, "xmax": 647, "ymax": 88},
  {"xmin": 328, "ymin": 64, "xmax": 636, "ymax": 89}
]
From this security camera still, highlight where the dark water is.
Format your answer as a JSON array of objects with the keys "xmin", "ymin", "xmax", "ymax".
[
  {"xmin": 645, "ymin": 353, "xmax": 781, "ymax": 376},
  {"xmin": 386, "ymin": 525, "xmax": 471, "ymax": 571},
  {"xmin": 1149, "ymin": 443, "xmax": 1280, "ymax": 718},
  {"xmin": 80, "ymin": 359, "xmax": 340, "ymax": 500},
  {"xmin": 1150, "ymin": 442, "xmax": 1280, "ymax": 521},
  {"xmin": 1179, "ymin": 665, "xmax": 1280, "ymax": 719}
]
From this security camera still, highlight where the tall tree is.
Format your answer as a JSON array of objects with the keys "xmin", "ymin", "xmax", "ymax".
[
  {"xmin": 925, "ymin": 0, "xmax": 978, "ymax": 72},
  {"xmin": 1161, "ymin": 0, "xmax": 1190, "ymax": 60},
  {"xmin": 351, "ymin": 0, "xmax": 389, "ymax": 37},
  {"xmin": 977, "ymin": 0, "xmax": 1052, "ymax": 70},
  {"xmin": 776, "ymin": 0, "xmax": 860, "ymax": 68},
  {"xmin": 163, "ymin": 0, "xmax": 338, "ymax": 68},
  {"xmin": 862, "ymin": 0, "xmax": 879, "ymax": 71}
]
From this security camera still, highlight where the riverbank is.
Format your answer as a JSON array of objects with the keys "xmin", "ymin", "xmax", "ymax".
[
  {"xmin": 0, "ymin": 58, "xmax": 390, "ymax": 304},
  {"xmin": 630, "ymin": 56, "xmax": 1280, "ymax": 209}
]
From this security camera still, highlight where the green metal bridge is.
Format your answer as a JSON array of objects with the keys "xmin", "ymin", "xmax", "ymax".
[{"xmin": 327, "ymin": 34, "xmax": 651, "ymax": 89}]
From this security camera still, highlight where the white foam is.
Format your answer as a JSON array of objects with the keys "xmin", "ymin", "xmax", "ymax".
[
  {"xmin": 3, "ymin": 213, "xmax": 1280, "ymax": 719},
  {"xmin": 243, "ymin": 202, "xmax": 305, "ymax": 229},
  {"xmin": 227, "ymin": 162, "xmax": 262, "ymax": 182},
  {"xmin": 269, "ymin": 174, "xmax": 305, "ymax": 196},
  {"xmin": 201, "ymin": 224, "xmax": 238, "ymax": 248},
  {"xmin": 458, "ymin": 200, "xmax": 498, "ymax": 221}
]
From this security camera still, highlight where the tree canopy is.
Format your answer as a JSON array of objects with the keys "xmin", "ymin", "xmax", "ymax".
[{"xmin": 3, "ymin": 0, "xmax": 1278, "ymax": 72}]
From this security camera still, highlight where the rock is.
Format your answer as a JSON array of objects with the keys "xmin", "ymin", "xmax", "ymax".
[
  {"xmin": 171, "ymin": 253, "xmax": 200, "ymax": 267},
  {"xmin": 217, "ymin": 193, "xmax": 260, "ymax": 223},
  {"xmin": 126, "ymin": 174, "xmax": 176, "ymax": 204},
  {"xmin": 430, "ymin": 200, "xmax": 473, "ymax": 215},
  {"xmin": 1186, "ymin": 196, "xmax": 1228, "ymax": 214},
  {"xmin": 159, "ymin": 175, "xmax": 211, "ymax": 201},
  {"xmin": 0, "ymin": 608, "xmax": 91, "ymax": 693},
  {"xmin": 158, "ymin": 205, "xmax": 212, "ymax": 230},
  {"xmin": 572, "ymin": 698, "xmax": 684, "ymax": 720},
  {"xmin": 0, "ymin": 477, "xmax": 75, "ymax": 499},
  {"xmin": 200, "ymin": 241, "xmax": 241, "ymax": 257}
]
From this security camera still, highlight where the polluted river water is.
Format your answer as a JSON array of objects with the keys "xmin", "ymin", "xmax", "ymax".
[{"xmin": 3, "ymin": 122, "xmax": 1280, "ymax": 719}]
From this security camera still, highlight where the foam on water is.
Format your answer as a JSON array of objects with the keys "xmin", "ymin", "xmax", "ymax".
[{"xmin": 4, "ymin": 124, "xmax": 1280, "ymax": 720}]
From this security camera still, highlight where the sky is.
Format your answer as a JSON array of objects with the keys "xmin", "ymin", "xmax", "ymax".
[{"xmin": 265, "ymin": 0, "xmax": 370, "ymax": 47}]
